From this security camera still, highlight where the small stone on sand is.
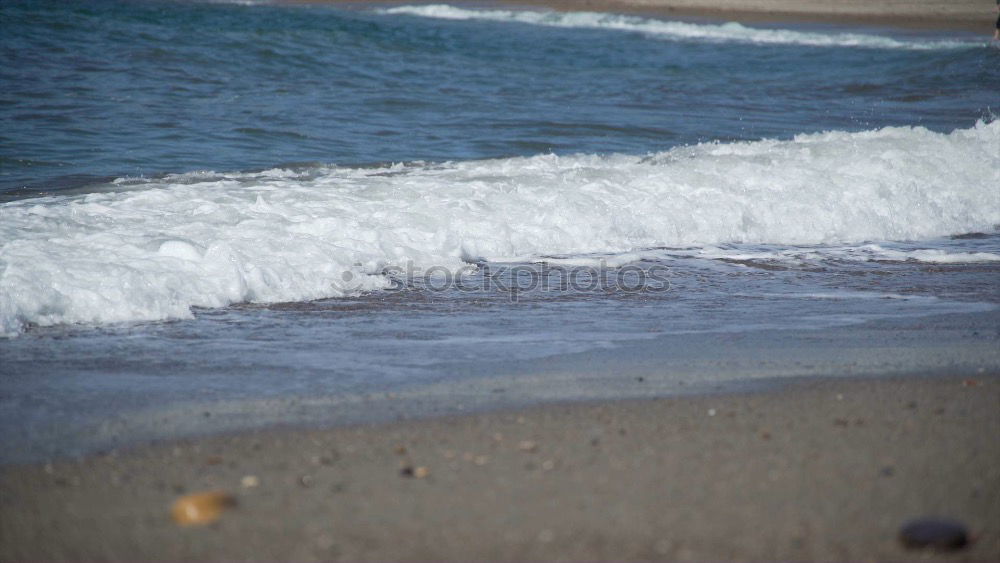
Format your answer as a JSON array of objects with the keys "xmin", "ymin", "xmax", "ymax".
[
  {"xmin": 899, "ymin": 517, "xmax": 969, "ymax": 551},
  {"xmin": 240, "ymin": 475, "xmax": 259, "ymax": 488},
  {"xmin": 171, "ymin": 491, "xmax": 236, "ymax": 526},
  {"xmin": 399, "ymin": 465, "xmax": 429, "ymax": 478}
]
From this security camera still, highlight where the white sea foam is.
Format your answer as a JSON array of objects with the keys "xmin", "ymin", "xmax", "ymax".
[
  {"xmin": 678, "ymin": 243, "xmax": 1000, "ymax": 264},
  {"xmin": 380, "ymin": 5, "xmax": 982, "ymax": 50},
  {"xmin": 1, "ymin": 121, "xmax": 998, "ymax": 335}
]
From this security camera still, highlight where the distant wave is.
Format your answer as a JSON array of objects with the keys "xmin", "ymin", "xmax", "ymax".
[
  {"xmin": 381, "ymin": 5, "xmax": 982, "ymax": 51},
  {"xmin": 2, "ymin": 121, "xmax": 998, "ymax": 335}
]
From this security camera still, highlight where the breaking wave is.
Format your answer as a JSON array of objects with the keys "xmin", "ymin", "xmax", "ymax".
[
  {"xmin": 380, "ymin": 5, "xmax": 983, "ymax": 50},
  {"xmin": 1, "ymin": 121, "xmax": 998, "ymax": 335}
]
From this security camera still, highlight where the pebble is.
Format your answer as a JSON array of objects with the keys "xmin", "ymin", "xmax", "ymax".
[
  {"xmin": 240, "ymin": 475, "xmax": 260, "ymax": 488},
  {"xmin": 518, "ymin": 440, "xmax": 538, "ymax": 453},
  {"xmin": 899, "ymin": 518, "xmax": 969, "ymax": 551},
  {"xmin": 171, "ymin": 491, "xmax": 237, "ymax": 526},
  {"xmin": 400, "ymin": 465, "xmax": 429, "ymax": 478}
]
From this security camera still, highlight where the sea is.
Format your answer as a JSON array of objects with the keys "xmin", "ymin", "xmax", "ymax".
[{"xmin": 1, "ymin": 0, "xmax": 999, "ymax": 462}]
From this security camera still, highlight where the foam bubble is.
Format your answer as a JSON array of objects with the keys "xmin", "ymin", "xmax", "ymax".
[
  {"xmin": 381, "ymin": 5, "xmax": 982, "ymax": 51},
  {"xmin": 1, "ymin": 121, "xmax": 998, "ymax": 335}
]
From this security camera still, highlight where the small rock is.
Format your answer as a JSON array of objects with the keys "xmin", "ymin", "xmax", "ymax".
[
  {"xmin": 518, "ymin": 440, "xmax": 538, "ymax": 453},
  {"xmin": 311, "ymin": 454, "xmax": 336, "ymax": 466},
  {"xmin": 171, "ymin": 491, "xmax": 236, "ymax": 526},
  {"xmin": 899, "ymin": 518, "xmax": 969, "ymax": 551},
  {"xmin": 240, "ymin": 475, "xmax": 260, "ymax": 488},
  {"xmin": 399, "ymin": 465, "xmax": 429, "ymax": 479},
  {"xmin": 707, "ymin": 408, "xmax": 716, "ymax": 417}
]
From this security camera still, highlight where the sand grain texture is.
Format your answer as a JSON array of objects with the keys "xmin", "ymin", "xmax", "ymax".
[{"xmin": 3, "ymin": 375, "xmax": 998, "ymax": 561}]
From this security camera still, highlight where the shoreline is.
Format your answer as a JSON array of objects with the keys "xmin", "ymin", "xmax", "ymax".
[
  {"xmin": 285, "ymin": 0, "xmax": 998, "ymax": 33},
  {"xmin": 502, "ymin": 0, "xmax": 995, "ymax": 33},
  {"xmin": 6, "ymin": 308, "xmax": 998, "ymax": 465},
  {"xmin": 3, "ymin": 373, "xmax": 998, "ymax": 561}
]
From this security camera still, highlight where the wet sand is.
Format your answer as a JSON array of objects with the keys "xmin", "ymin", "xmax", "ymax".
[{"xmin": 3, "ymin": 374, "xmax": 998, "ymax": 561}]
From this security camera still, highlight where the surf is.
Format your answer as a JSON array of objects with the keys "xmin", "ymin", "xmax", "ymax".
[
  {"xmin": 380, "ymin": 5, "xmax": 985, "ymax": 51},
  {"xmin": 1, "ymin": 121, "xmax": 998, "ymax": 335}
]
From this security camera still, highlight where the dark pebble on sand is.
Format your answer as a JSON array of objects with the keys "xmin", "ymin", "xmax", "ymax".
[{"xmin": 899, "ymin": 518, "xmax": 969, "ymax": 551}]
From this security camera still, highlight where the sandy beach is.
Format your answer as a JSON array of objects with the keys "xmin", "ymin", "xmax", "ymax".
[{"xmin": 3, "ymin": 374, "xmax": 997, "ymax": 561}]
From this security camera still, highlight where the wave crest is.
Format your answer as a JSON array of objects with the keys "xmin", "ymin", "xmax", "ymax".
[
  {"xmin": 380, "ymin": 5, "xmax": 982, "ymax": 50},
  {"xmin": 1, "ymin": 121, "xmax": 998, "ymax": 335}
]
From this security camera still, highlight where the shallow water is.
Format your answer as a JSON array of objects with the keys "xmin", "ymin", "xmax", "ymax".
[{"xmin": 1, "ymin": 0, "xmax": 999, "ymax": 461}]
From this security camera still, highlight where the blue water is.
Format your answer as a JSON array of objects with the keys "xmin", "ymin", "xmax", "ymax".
[
  {"xmin": 1, "ymin": 0, "xmax": 999, "ymax": 462},
  {"xmin": 1, "ymin": 0, "xmax": 996, "ymax": 194}
]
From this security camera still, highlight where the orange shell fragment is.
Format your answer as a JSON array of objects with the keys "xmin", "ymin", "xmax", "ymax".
[{"xmin": 171, "ymin": 491, "xmax": 237, "ymax": 526}]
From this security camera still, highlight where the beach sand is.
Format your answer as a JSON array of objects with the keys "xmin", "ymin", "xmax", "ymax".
[{"xmin": 3, "ymin": 374, "xmax": 998, "ymax": 561}]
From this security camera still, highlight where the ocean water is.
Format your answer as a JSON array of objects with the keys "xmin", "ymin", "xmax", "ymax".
[{"xmin": 1, "ymin": 0, "xmax": 999, "ymax": 461}]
